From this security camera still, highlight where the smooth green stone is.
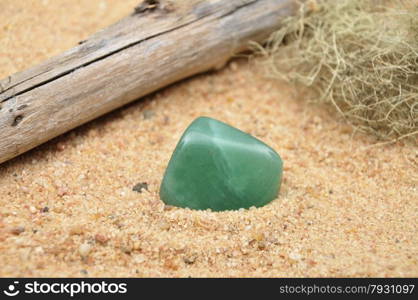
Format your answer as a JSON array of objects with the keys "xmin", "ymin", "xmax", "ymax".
[{"xmin": 159, "ymin": 117, "xmax": 283, "ymax": 211}]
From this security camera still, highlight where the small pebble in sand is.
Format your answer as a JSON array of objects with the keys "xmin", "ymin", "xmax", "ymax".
[
  {"xmin": 183, "ymin": 255, "xmax": 197, "ymax": 265},
  {"xmin": 29, "ymin": 206, "xmax": 37, "ymax": 214},
  {"xmin": 257, "ymin": 241, "xmax": 267, "ymax": 251},
  {"xmin": 142, "ymin": 109, "xmax": 155, "ymax": 120},
  {"xmin": 56, "ymin": 142, "xmax": 66, "ymax": 151},
  {"xmin": 163, "ymin": 204, "xmax": 175, "ymax": 211},
  {"xmin": 34, "ymin": 246, "xmax": 44, "ymax": 254},
  {"xmin": 70, "ymin": 225, "xmax": 84, "ymax": 235},
  {"xmin": 94, "ymin": 234, "xmax": 109, "ymax": 245},
  {"xmin": 132, "ymin": 182, "xmax": 148, "ymax": 193},
  {"xmin": 289, "ymin": 251, "xmax": 302, "ymax": 261},
  {"xmin": 133, "ymin": 254, "xmax": 146, "ymax": 264},
  {"xmin": 120, "ymin": 244, "xmax": 133, "ymax": 254},
  {"xmin": 79, "ymin": 243, "xmax": 92, "ymax": 257},
  {"xmin": 10, "ymin": 226, "xmax": 25, "ymax": 235}
]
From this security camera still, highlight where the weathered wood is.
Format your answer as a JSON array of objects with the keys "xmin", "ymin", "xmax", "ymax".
[{"xmin": 0, "ymin": 0, "xmax": 299, "ymax": 165}]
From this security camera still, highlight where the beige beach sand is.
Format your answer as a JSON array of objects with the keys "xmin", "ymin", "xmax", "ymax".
[{"xmin": 0, "ymin": 0, "xmax": 417, "ymax": 277}]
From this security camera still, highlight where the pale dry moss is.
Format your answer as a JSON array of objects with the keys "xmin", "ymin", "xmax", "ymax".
[{"xmin": 256, "ymin": 0, "xmax": 418, "ymax": 142}]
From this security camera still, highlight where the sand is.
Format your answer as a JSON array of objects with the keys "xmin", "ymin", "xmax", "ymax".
[{"xmin": 0, "ymin": 0, "xmax": 417, "ymax": 277}]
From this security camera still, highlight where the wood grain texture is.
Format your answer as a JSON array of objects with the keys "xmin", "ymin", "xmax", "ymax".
[{"xmin": 0, "ymin": 0, "xmax": 299, "ymax": 164}]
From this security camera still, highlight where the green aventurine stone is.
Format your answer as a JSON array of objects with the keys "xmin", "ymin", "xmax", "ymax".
[{"xmin": 159, "ymin": 117, "xmax": 283, "ymax": 211}]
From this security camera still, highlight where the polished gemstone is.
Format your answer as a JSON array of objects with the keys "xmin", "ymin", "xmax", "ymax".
[{"xmin": 159, "ymin": 117, "xmax": 283, "ymax": 211}]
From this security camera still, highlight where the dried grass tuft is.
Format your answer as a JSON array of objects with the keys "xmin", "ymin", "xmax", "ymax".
[{"xmin": 255, "ymin": 0, "xmax": 418, "ymax": 142}]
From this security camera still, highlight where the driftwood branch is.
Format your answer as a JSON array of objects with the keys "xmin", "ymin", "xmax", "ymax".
[{"xmin": 0, "ymin": 0, "xmax": 299, "ymax": 165}]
